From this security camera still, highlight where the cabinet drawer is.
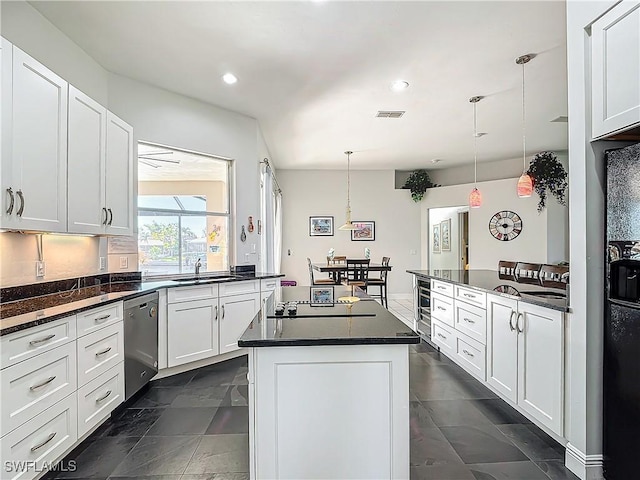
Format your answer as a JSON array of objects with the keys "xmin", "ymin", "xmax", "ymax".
[
  {"xmin": 431, "ymin": 280, "xmax": 454, "ymax": 297},
  {"xmin": 168, "ymin": 284, "xmax": 218, "ymax": 303},
  {"xmin": 1, "ymin": 393, "xmax": 77, "ymax": 480},
  {"xmin": 455, "ymin": 334, "xmax": 486, "ymax": 381},
  {"xmin": 1, "ymin": 316, "xmax": 76, "ymax": 369},
  {"xmin": 455, "ymin": 286, "xmax": 486, "ymax": 308},
  {"xmin": 260, "ymin": 278, "xmax": 280, "ymax": 291},
  {"xmin": 77, "ymin": 302, "xmax": 123, "ymax": 337},
  {"xmin": 431, "ymin": 292, "xmax": 454, "ymax": 327},
  {"xmin": 1, "ymin": 342, "xmax": 77, "ymax": 436},
  {"xmin": 432, "ymin": 320, "xmax": 456, "ymax": 357},
  {"xmin": 219, "ymin": 280, "xmax": 259, "ymax": 297},
  {"xmin": 454, "ymin": 301, "xmax": 486, "ymax": 345},
  {"xmin": 77, "ymin": 322, "xmax": 123, "ymax": 387},
  {"xmin": 77, "ymin": 362, "xmax": 124, "ymax": 438}
]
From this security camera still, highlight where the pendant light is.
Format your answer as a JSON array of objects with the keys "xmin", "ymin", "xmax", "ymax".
[
  {"xmin": 339, "ymin": 150, "xmax": 358, "ymax": 230},
  {"xmin": 469, "ymin": 96, "xmax": 483, "ymax": 208},
  {"xmin": 516, "ymin": 54, "xmax": 534, "ymax": 198}
]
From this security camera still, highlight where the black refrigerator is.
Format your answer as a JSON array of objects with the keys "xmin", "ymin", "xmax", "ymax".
[{"xmin": 604, "ymin": 142, "xmax": 640, "ymax": 479}]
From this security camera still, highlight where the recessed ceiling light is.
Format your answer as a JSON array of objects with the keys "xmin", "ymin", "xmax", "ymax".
[
  {"xmin": 390, "ymin": 80, "xmax": 409, "ymax": 91},
  {"xmin": 431, "ymin": 158, "xmax": 443, "ymax": 164},
  {"xmin": 475, "ymin": 132, "xmax": 488, "ymax": 138},
  {"xmin": 222, "ymin": 73, "xmax": 238, "ymax": 85}
]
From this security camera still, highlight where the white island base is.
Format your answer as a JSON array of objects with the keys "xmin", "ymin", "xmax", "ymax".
[{"xmin": 247, "ymin": 344, "xmax": 410, "ymax": 479}]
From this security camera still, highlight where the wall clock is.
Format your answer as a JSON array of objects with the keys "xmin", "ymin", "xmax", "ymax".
[{"xmin": 489, "ymin": 210, "xmax": 523, "ymax": 241}]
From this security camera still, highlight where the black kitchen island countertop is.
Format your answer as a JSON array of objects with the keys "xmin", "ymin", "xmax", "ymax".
[
  {"xmin": 0, "ymin": 272, "xmax": 284, "ymax": 336},
  {"xmin": 407, "ymin": 269, "xmax": 569, "ymax": 312},
  {"xmin": 238, "ymin": 286, "xmax": 420, "ymax": 347}
]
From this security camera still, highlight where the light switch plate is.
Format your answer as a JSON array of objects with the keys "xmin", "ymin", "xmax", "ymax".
[
  {"xmin": 36, "ymin": 261, "xmax": 46, "ymax": 278},
  {"xmin": 119, "ymin": 256, "xmax": 128, "ymax": 269},
  {"xmin": 99, "ymin": 257, "xmax": 106, "ymax": 270}
]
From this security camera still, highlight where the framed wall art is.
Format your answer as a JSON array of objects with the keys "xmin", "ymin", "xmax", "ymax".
[
  {"xmin": 351, "ymin": 221, "xmax": 375, "ymax": 241},
  {"xmin": 309, "ymin": 216, "xmax": 334, "ymax": 236},
  {"xmin": 440, "ymin": 218, "xmax": 451, "ymax": 251},
  {"xmin": 310, "ymin": 286, "xmax": 335, "ymax": 306},
  {"xmin": 432, "ymin": 223, "xmax": 441, "ymax": 253}
]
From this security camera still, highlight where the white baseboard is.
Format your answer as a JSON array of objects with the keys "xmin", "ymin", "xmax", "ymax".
[
  {"xmin": 389, "ymin": 293, "xmax": 413, "ymax": 301},
  {"xmin": 565, "ymin": 443, "xmax": 604, "ymax": 480}
]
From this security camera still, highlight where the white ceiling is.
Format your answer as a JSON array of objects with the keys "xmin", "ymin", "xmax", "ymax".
[{"xmin": 31, "ymin": 0, "xmax": 568, "ymax": 171}]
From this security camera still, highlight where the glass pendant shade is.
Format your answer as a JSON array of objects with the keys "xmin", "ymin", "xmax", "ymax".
[
  {"xmin": 338, "ymin": 207, "xmax": 358, "ymax": 230},
  {"xmin": 517, "ymin": 173, "xmax": 533, "ymax": 197},
  {"xmin": 469, "ymin": 187, "xmax": 482, "ymax": 208}
]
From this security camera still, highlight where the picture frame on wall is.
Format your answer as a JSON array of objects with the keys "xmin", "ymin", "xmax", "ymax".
[
  {"xmin": 309, "ymin": 216, "xmax": 334, "ymax": 236},
  {"xmin": 351, "ymin": 221, "xmax": 375, "ymax": 241},
  {"xmin": 310, "ymin": 286, "xmax": 334, "ymax": 306},
  {"xmin": 432, "ymin": 223, "xmax": 441, "ymax": 253},
  {"xmin": 441, "ymin": 218, "xmax": 451, "ymax": 251}
]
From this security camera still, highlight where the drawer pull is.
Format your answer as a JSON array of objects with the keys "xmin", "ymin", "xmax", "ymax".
[
  {"xmin": 463, "ymin": 317, "xmax": 475, "ymax": 324},
  {"xmin": 95, "ymin": 347, "xmax": 112, "ymax": 357},
  {"xmin": 29, "ymin": 334, "xmax": 56, "ymax": 346},
  {"xmin": 96, "ymin": 390, "xmax": 112, "ymax": 403},
  {"xmin": 437, "ymin": 333, "xmax": 447, "ymax": 340},
  {"xmin": 437, "ymin": 306, "xmax": 446, "ymax": 311},
  {"xmin": 95, "ymin": 314, "xmax": 111, "ymax": 323},
  {"xmin": 30, "ymin": 376, "xmax": 56, "ymax": 391},
  {"xmin": 437, "ymin": 285, "xmax": 447, "ymax": 290},
  {"xmin": 463, "ymin": 293, "xmax": 476, "ymax": 298},
  {"xmin": 462, "ymin": 349, "xmax": 474, "ymax": 357},
  {"xmin": 30, "ymin": 432, "xmax": 57, "ymax": 452}
]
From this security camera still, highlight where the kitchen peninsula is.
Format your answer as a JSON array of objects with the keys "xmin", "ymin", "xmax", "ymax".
[
  {"xmin": 238, "ymin": 286, "xmax": 419, "ymax": 479},
  {"xmin": 408, "ymin": 269, "xmax": 568, "ymax": 440}
]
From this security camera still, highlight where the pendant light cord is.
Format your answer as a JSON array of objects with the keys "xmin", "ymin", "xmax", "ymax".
[
  {"xmin": 521, "ymin": 61, "xmax": 527, "ymax": 174},
  {"xmin": 473, "ymin": 101, "xmax": 478, "ymax": 186},
  {"xmin": 346, "ymin": 151, "xmax": 351, "ymax": 211}
]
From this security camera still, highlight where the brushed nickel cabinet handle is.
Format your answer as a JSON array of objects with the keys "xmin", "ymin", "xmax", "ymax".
[
  {"xmin": 222, "ymin": 305, "xmax": 225, "ymax": 319},
  {"xmin": 463, "ymin": 317, "xmax": 475, "ymax": 324},
  {"xmin": 214, "ymin": 305, "xmax": 218, "ymax": 321},
  {"xmin": 6, "ymin": 187, "xmax": 14, "ymax": 215},
  {"xmin": 95, "ymin": 314, "xmax": 111, "ymax": 323},
  {"xmin": 95, "ymin": 347, "xmax": 112, "ymax": 357},
  {"xmin": 16, "ymin": 190, "xmax": 24, "ymax": 216},
  {"xmin": 516, "ymin": 312, "xmax": 524, "ymax": 334},
  {"xmin": 463, "ymin": 349, "xmax": 474, "ymax": 357},
  {"xmin": 29, "ymin": 334, "xmax": 56, "ymax": 346},
  {"xmin": 107, "ymin": 208, "xmax": 113, "ymax": 225},
  {"xmin": 102, "ymin": 207, "xmax": 108, "ymax": 225},
  {"xmin": 30, "ymin": 432, "xmax": 56, "ymax": 452},
  {"xmin": 437, "ymin": 333, "xmax": 447, "ymax": 339},
  {"xmin": 463, "ymin": 293, "xmax": 475, "ymax": 298},
  {"xmin": 30, "ymin": 376, "xmax": 56, "ymax": 391},
  {"xmin": 437, "ymin": 306, "xmax": 446, "ymax": 311},
  {"xmin": 96, "ymin": 390, "xmax": 112, "ymax": 403},
  {"xmin": 508, "ymin": 310, "xmax": 516, "ymax": 332}
]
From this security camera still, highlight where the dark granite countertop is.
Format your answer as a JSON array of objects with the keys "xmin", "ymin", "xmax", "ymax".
[
  {"xmin": 238, "ymin": 286, "xmax": 419, "ymax": 347},
  {"xmin": 407, "ymin": 269, "xmax": 569, "ymax": 312},
  {"xmin": 0, "ymin": 272, "xmax": 284, "ymax": 336}
]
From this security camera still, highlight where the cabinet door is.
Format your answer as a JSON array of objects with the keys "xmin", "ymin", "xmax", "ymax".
[
  {"xmin": 517, "ymin": 302, "xmax": 564, "ymax": 435},
  {"xmin": 104, "ymin": 112, "xmax": 134, "ymax": 235},
  {"xmin": 167, "ymin": 298, "xmax": 218, "ymax": 367},
  {"xmin": 592, "ymin": 0, "xmax": 640, "ymax": 138},
  {"xmin": 219, "ymin": 293, "xmax": 260, "ymax": 354},
  {"xmin": 11, "ymin": 46, "xmax": 68, "ymax": 232},
  {"xmin": 486, "ymin": 294, "xmax": 518, "ymax": 402},
  {"xmin": 1, "ymin": 38, "xmax": 13, "ymax": 228},
  {"xmin": 67, "ymin": 86, "xmax": 107, "ymax": 234}
]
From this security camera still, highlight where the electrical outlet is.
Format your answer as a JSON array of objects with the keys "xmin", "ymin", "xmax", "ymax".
[
  {"xmin": 119, "ymin": 256, "xmax": 128, "ymax": 269},
  {"xmin": 36, "ymin": 261, "xmax": 46, "ymax": 278},
  {"xmin": 99, "ymin": 257, "xmax": 106, "ymax": 270}
]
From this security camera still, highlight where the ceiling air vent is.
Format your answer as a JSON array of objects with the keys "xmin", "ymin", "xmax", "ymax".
[{"xmin": 376, "ymin": 110, "xmax": 405, "ymax": 118}]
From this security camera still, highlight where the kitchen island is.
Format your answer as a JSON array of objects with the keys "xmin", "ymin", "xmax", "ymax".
[{"xmin": 238, "ymin": 286, "xmax": 419, "ymax": 480}]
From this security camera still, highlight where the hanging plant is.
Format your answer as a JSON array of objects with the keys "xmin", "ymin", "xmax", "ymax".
[
  {"xmin": 526, "ymin": 151, "xmax": 568, "ymax": 212},
  {"xmin": 403, "ymin": 169, "xmax": 439, "ymax": 202}
]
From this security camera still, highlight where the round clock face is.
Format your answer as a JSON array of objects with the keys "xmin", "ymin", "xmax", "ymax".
[{"xmin": 489, "ymin": 211, "xmax": 523, "ymax": 241}]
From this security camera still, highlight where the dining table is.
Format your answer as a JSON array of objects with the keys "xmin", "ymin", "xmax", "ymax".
[{"xmin": 312, "ymin": 261, "xmax": 392, "ymax": 284}]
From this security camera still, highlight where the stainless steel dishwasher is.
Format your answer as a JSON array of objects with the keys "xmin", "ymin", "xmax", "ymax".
[{"xmin": 124, "ymin": 292, "xmax": 159, "ymax": 400}]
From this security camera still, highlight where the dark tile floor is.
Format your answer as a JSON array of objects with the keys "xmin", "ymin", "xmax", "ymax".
[{"xmin": 46, "ymin": 343, "xmax": 579, "ymax": 480}]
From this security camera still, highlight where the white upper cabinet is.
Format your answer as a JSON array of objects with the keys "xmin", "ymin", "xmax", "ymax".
[
  {"xmin": 1, "ymin": 38, "xmax": 13, "ymax": 228},
  {"xmin": 7, "ymin": 46, "xmax": 68, "ymax": 232},
  {"xmin": 67, "ymin": 86, "xmax": 107, "ymax": 234},
  {"xmin": 105, "ymin": 112, "xmax": 134, "ymax": 236},
  {"xmin": 592, "ymin": 0, "xmax": 640, "ymax": 138}
]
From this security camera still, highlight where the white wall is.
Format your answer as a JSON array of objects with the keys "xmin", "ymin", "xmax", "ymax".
[
  {"xmin": 419, "ymin": 177, "xmax": 568, "ymax": 271},
  {"xmin": 279, "ymin": 170, "xmax": 421, "ymax": 296},
  {"xmin": 428, "ymin": 206, "xmax": 464, "ymax": 270}
]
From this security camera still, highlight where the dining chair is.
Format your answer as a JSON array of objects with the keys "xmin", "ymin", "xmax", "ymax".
[
  {"xmin": 367, "ymin": 257, "xmax": 390, "ymax": 308},
  {"xmin": 326, "ymin": 255, "xmax": 347, "ymax": 283},
  {"xmin": 342, "ymin": 259, "xmax": 370, "ymax": 292},
  {"xmin": 307, "ymin": 258, "xmax": 335, "ymax": 286},
  {"xmin": 514, "ymin": 262, "xmax": 542, "ymax": 281}
]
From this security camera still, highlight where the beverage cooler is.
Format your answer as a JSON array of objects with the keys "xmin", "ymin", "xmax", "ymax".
[{"xmin": 416, "ymin": 278, "xmax": 432, "ymax": 342}]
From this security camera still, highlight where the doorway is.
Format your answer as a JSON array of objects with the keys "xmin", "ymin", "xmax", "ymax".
[{"xmin": 428, "ymin": 205, "xmax": 469, "ymax": 270}]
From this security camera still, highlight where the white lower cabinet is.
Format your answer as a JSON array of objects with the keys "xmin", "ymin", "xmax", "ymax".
[
  {"xmin": 77, "ymin": 363, "xmax": 123, "ymax": 437},
  {"xmin": 76, "ymin": 322, "xmax": 124, "ymax": 388},
  {"xmin": 486, "ymin": 294, "xmax": 564, "ymax": 435},
  {"xmin": 168, "ymin": 298, "xmax": 219, "ymax": 367},
  {"xmin": 454, "ymin": 334, "xmax": 485, "ymax": 381},
  {"xmin": 219, "ymin": 292, "xmax": 260, "ymax": 355},
  {"xmin": 1, "ymin": 393, "xmax": 77, "ymax": 480},
  {"xmin": 432, "ymin": 320, "xmax": 456, "ymax": 357}
]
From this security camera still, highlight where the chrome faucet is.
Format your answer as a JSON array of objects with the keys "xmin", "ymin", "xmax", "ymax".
[{"xmin": 195, "ymin": 258, "xmax": 202, "ymax": 276}]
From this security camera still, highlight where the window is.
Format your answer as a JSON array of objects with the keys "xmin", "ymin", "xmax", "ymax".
[{"xmin": 138, "ymin": 143, "xmax": 231, "ymax": 276}]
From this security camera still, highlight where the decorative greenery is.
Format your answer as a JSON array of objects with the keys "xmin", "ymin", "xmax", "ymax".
[
  {"xmin": 404, "ymin": 169, "xmax": 439, "ymax": 202},
  {"xmin": 526, "ymin": 151, "xmax": 568, "ymax": 212}
]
